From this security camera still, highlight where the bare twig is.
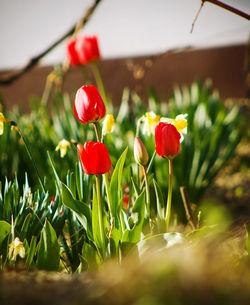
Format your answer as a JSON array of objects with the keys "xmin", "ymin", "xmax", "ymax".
[
  {"xmin": 191, "ymin": 0, "xmax": 250, "ymax": 34},
  {"xmin": 0, "ymin": 0, "xmax": 102, "ymax": 85},
  {"xmin": 206, "ymin": 0, "xmax": 250, "ymax": 20},
  {"xmin": 190, "ymin": 1, "xmax": 205, "ymax": 34},
  {"xmin": 180, "ymin": 186, "xmax": 196, "ymax": 230}
]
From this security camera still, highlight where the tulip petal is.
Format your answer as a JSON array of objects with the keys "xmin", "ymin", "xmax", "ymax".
[
  {"xmin": 89, "ymin": 142, "xmax": 111, "ymax": 175},
  {"xmin": 75, "ymin": 35, "xmax": 101, "ymax": 64},
  {"xmin": 155, "ymin": 123, "xmax": 181, "ymax": 158},
  {"xmin": 74, "ymin": 85, "xmax": 106, "ymax": 124},
  {"xmin": 67, "ymin": 38, "xmax": 80, "ymax": 66},
  {"xmin": 77, "ymin": 142, "xmax": 111, "ymax": 175},
  {"xmin": 77, "ymin": 143, "xmax": 91, "ymax": 175}
]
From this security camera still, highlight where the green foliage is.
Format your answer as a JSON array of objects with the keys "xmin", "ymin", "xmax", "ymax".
[
  {"xmin": 61, "ymin": 182, "xmax": 92, "ymax": 238},
  {"xmin": 121, "ymin": 191, "xmax": 145, "ymax": 245},
  {"xmin": 0, "ymin": 79, "xmax": 245, "ymax": 272},
  {"xmin": 0, "ymin": 221, "xmax": 11, "ymax": 246},
  {"xmin": 137, "ymin": 232, "xmax": 188, "ymax": 257},
  {"xmin": 36, "ymin": 219, "xmax": 60, "ymax": 270},
  {"xmin": 110, "ymin": 147, "xmax": 128, "ymax": 225}
]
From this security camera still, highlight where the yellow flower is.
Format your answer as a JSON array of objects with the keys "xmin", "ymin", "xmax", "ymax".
[
  {"xmin": 55, "ymin": 139, "xmax": 71, "ymax": 158},
  {"xmin": 102, "ymin": 114, "xmax": 115, "ymax": 136},
  {"xmin": 0, "ymin": 112, "xmax": 9, "ymax": 135},
  {"xmin": 142, "ymin": 112, "xmax": 160, "ymax": 136},
  {"xmin": 9, "ymin": 237, "xmax": 25, "ymax": 261},
  {"xmin": 172, "ymin": 114, "xmax": 188, "ymax": 133},
  {"xmin": 161, "ymin": 114, "xmax": 188, "ymax": 142}
]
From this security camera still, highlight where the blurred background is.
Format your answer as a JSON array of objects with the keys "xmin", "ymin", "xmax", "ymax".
[{"xmin": 0, "ymin": 0, "xmax": 249, "ymax": 109}]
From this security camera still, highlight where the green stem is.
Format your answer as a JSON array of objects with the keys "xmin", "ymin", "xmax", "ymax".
[
  {"xmin": 136, "ymin": 118, "xmax": 143, "ymax": 137},
  {"xmin": 93, "ymin": 122, "xmax": 113, "ymax": 221},
  {"xmin": 11, "ymin": 215, "xmax": 14, "ymax": 241},
  {"xmin": 90, "ymin": 61, "xmax": 108, "ymax": 106},
  {"xmin": 165, "ymin": 159, "xmax": 173, "ymax": 232},
  {"xmin": 120, "ymin": 210, "xmax": 126, "ymax": 233},
  {"xmin": 140, "ymin": 151, "xmax": 156, "ymax": 191},
  {"xmin": 93, "ymin": 122, "xmax": 101, "ymax": 142},
  {"xmin": 96, "ymin": 175, "xmax": 106, "ymax": 258},
  {"xmin": 104, "ymin": 173, "xmax": 113, "ymax": 219},
  {"xmin": 142, "ymin": 165, "xmax": 150, "ymax": 219},
  {"xmin": 14, "ymin": 125, "xmax": 46, "ymax": 193}
]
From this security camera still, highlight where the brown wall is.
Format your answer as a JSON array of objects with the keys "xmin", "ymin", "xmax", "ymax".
[{"xmin": 0, "ymin": 44, "xmax": 248, "ymax": 112}]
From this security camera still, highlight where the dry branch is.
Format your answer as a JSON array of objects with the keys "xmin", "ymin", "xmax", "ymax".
[
  {"xmin": 0, "ymin": 0, "xmax": 102, "ymax": 85},
  {"xmin": 191, "ymin": 0, "xmax": 250, "ymax": 33}
]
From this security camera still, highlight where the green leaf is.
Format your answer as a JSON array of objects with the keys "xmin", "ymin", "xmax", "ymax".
[
  {"xmin": 110, "ymin": 227, "xmax": 121, "ymax": 257},
  {"xmin": 0, "ymin": 220, "xmax": 11, "ymax": 246},
  {"xmin": 153, "ymin": 179, "xmax": 165, "ymax": 219},
  {"xmin": 186, "ymin": 225, "xmax": 218, "ymax": 241},
  {"xmin": 122, "ymin": 191, "xmax": 145, "ymax": 244},
  {"xmin": 75, "ymin": 161, "xmax": 84, "ymax": 201},
  {"xmin": 137, "ymin": 233, "xmax": 188, "ymax": 257},
  {"xmin": 80, "ymin": 242, "xmax": 100, "ymax": 271},
  {"xmin": 110, "ymin": 147, "xmax": 128, "ymax": 223},
  {"xmin": 61, "ymin": 182, "xmax": 92, "ymax": 239},
  {"xmin": 92, "ymin": 186, "xmax": 106, "ymax": 257},
  {"xmin": 36, "ymin": 219, "xmax": 60, "ymax": 271},
  {"xmin": 47, "ymin": 151, "xmax": 61, "ymax": 193},
  {"xmin": 153, "ymin": 179, "xmax": 166, "ymax": 233},
  {"xmin": 20, "ymin": 214, "xmax": 32, "ymax": 240},
  {"xmin": 131, "ymin": 177, "xmax": 140, "ymax": 199},
  {"xmin": 26, "ymin": 235, "xmax": 37, "ymax": 266},
  {"xmin": 116, "ymin": 88, "xmax": 130, "ymax": 123}
]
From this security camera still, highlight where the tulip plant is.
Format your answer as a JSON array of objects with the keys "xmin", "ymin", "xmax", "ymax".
[
  {"xmin": 0, "ymin": 33, "xmax": 246, "ymax": 273},
  {"xmin": 54, "ymin": 83, "xmax": 187, "ymax": 265}
]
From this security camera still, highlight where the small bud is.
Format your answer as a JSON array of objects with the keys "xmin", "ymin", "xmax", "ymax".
[{"xmin": 134, "ymin": 136, "xmax": 149, "ymax": 166}]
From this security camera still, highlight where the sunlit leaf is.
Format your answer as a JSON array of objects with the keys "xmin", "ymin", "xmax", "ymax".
[{"xmin": 36, "ymin": 219, "xmax": 60, "ymax": 271}]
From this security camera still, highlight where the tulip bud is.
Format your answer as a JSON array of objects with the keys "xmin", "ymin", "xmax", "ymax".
[{"xmin": 134, "ymin": 136, "xmax": 149, "ymax": 166}]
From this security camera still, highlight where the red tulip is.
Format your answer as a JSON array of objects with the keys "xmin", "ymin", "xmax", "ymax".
[
  {"xmin": 77, "ymin": 141, "xmax": 111, "ymax": 175},
  {"xmin": 67, "ymin": 38, "xmax": 80, "ymax": 66},
  {"xmin": 74, "ymin": 85, "xmax": 106, "ymax": 124},
  {"xmin": 75, "ymin": 35, "xmax": 100, "ymax": 65},
  {"xmin": 155, "ymin": 123, "xmax": 181, "ymax": 159}
]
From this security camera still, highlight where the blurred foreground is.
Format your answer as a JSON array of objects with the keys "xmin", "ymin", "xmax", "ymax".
[{"xmin": 2, "ymin": 224, "xmax": 250, "ymax": 305}]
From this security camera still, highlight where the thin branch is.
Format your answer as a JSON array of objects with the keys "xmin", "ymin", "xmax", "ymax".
[
  {"xmin": 206, "ymin": 0, "xmax": 250, "ymax": 20},
  {"xmin": 190, "ymin": 1, "xmax": 205, "ymax": 34},
  {"xmin": 0, "ymin": 0, "xmax": 102, "ymax": 85},
  {"xmin": 191, "ymin": 0, "xmax": 250, "ymax": 34}
]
